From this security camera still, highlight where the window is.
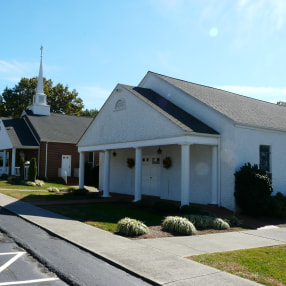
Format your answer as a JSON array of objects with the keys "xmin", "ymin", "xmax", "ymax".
[{"xmin": 260, "ymin": 145, "xmax": 270, "ymax": 172}]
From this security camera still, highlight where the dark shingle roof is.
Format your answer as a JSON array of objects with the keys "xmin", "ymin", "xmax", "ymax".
[
  {"xmin": 122, "ymin": 85, "xmax": 218, "ymax": 135},
  {"xmin": 3, "ymin": 118, "xmax": 39, "ymax": 148},
  {"xmin": 25, "ymin": 111, "xmax": 93, "ymax": 143},
  {"xmin": 150, "ymin": 72, "xmax": 286, "ymax": 131}
]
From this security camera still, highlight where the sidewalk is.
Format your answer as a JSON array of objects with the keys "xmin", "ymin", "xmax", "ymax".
[{"xmin": 1, "ymin": 193, "xmax": 285, "ymax": 286}]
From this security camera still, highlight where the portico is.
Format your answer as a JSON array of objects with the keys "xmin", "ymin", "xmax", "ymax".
[{"xmin": 79, "ymin": 133, "xmax": 220, "ymax": 206}]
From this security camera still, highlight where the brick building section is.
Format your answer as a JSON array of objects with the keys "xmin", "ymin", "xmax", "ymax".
[{"xmin": 38, "ymin": 142, "xmax": 99, "ymax": 180}]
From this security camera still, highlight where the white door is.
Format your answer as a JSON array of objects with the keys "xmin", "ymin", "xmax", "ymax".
[
  {"xmin": 142, "ymin": 156, "xmax": 161, "ymax": 196},
  {"xmin": 61, "ymin": 155, "xmax": 71, "ymax": 176}
]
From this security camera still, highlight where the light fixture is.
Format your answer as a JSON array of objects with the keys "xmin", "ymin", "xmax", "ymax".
[{"xmin": 157, "ymin": 147, "xmax": 162, "ymax": 154}]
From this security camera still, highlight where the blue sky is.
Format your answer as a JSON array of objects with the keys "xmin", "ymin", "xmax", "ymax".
[{"xmin": 1, "ymin": 0, "xmax": 286, "ymax": 110}]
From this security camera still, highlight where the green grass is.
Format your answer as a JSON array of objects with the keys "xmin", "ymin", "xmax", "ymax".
[
  {"xmin": 43, "ymin": 203, "xmax": 164, "ymax": 233},
  {"xmin": 0, "ymin": 180, "xmax": 67, "ymax": 191},
  {"xmin": 190, "ymin": 245, "xmax": 286, "ymax": 286}
]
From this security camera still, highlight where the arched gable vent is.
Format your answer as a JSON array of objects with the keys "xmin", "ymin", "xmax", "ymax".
[{"xmin": 114, "ymin": 99, "xmax": 126, "ymax": 111}]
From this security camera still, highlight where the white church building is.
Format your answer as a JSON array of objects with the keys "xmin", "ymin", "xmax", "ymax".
[{"xmin": 78, "ymin": 71, "xmax": 286, "ymax": 211}]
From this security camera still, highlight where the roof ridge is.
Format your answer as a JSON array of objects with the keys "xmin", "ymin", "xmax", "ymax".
[{"xmin": 149, "ymin": 71, "xmax": 280, "ymax": 106}]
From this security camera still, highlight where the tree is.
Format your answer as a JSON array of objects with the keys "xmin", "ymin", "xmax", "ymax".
[
  {"xmin": 28, "ymin": 158, "xmax": 37, "ymax": 182},
  {"xmin": 79, "ymin": 108, "xmax": 98, "ymax": 117},
  {"xmin": 277, "ymin": 101, "xmax": 286, "ymax": 107},
  {"xmin": 0, "ymin": 77, "xmax": 85, "ymax": 117}
]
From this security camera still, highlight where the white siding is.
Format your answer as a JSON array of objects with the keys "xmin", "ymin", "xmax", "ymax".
[
  {"xmin": 140, "ymin": 73, "xmax": 236, "ymax": 210},
  {"xmin": 234, "ymin": 126, "xmax": 286, "ymax": 196},
  {"xmin": 79, "ymin": 86, "xmax": 185, "ymax": 147},
  {"xmin": 0, "ymin": 120, "xmax": 12, "ymax": 150}
]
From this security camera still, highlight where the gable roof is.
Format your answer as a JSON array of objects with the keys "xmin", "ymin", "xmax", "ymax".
[
  {"xmin": 25, "ymin": 111, "xmax": 93, "ymax": 143},
  {"xmin": 149, "ymin": 72, "xmax": 286, "ymax": 131},
  {"xmin": 2, "ymin": 118, "xmax": 38, "ymax": 148},
  {"xmin": 121, "ymin": 85, "xmax": 218, "ymax": 135}
]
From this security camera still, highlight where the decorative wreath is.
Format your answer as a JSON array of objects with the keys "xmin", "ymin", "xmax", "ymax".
[
  {"xmin": 163, "ymin": 157, "xmax": 172, "ymax": 169},
  {"xmin": 127, "ymin": 158, "xmax": 135, "ymax": 168}
]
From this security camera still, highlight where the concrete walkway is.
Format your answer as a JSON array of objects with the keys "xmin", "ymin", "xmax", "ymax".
[{"xmin": 0, "ymin": 193, "xmax": 285, "ymax": 286}]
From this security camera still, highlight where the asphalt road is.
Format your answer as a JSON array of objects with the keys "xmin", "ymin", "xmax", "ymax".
[
  {"xmin": 0, "ymin": 230, "xmax": 67, "ymax": 285},
  {"xmin": 0, "ymin": 207, "xmax": 152, "ymax": 286}
]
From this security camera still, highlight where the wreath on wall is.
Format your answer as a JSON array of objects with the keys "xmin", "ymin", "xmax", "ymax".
[
  {"xmin": 127, "ymin": 158, "xmax": 135, "ymax": 168},
  {"xmin": 163, "ymin": 157, "xmax": 172, "ymax": 169}
]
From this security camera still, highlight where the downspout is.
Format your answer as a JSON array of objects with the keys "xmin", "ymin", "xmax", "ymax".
[
  {"xmin": 37, "ymin": 148, "xmax": 40, "ymax": 177},
  {"xmin": 45, "ymin": 142, "xmax": 48, "ymax": 178}
]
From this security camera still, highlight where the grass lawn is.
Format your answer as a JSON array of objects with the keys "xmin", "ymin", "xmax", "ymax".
[
  {"xmin": 43, "ymin": 203, "xmax": 164, "ymax": 232},
  {"xmin": 0, "ymin": 180, "xmax": 67, "ymax": 191},
  {"xmin": 190, "ymin": 245, "xmax": 286, "ymax": 286}
]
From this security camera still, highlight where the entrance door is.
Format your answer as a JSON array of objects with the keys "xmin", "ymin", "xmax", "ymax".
[
  {"xmin": 142, "ymin": 156, "xmax": 161, "ymax": 196},
  {"xmin": 61, "ymin": 155, "xmax": 71, "ymax": 176}
]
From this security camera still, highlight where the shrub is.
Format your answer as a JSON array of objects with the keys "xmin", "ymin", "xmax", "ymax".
[
  {"xmin": 185, "ymin": 214, "xmax": 230, "ymax": 230},
  {"xmin": 26, "ymin": 181, "xmax": 36, "ymax": 186},
  {"xmin": 0, "ymin": 174, "xmax": 8, "ymax": 180},
  {"xmin": 234, "ymin": 163, "xmax": 273, "ymax": 215},
  {"xmin": 180, "ymin": 205, "xmax": 202, "ymax": 215},
  {"xmin": 162, "ymin": 216, "xmax": 196, "ymax": 235},
  {"xmin": 267, "ymin": 192, "xmax": 286, "ymax": 218},
  {"xmin": 117, "ymin": 218, "xmax": 149, "ymax": 237},
  {"xmin": 213, "ymin": 218, "xmax": 230, "ymax": 230},
  {"xmin": 225, "ymin": 215, "xmax": 242, "ymax": 227},
  {"xmin": 28, "ymin": 158, "xmax": 37, "ymax": 182},
  {"xmin": 48, "ymin": 187, "xmax": 60, "ymax": 193},
  {"xmin": 154, "ymin": 201, "xmax": 180, "ymax": 214},
  {"xmin": 26, "ymin": 180, "xmax": 45, "ymax": 187}
]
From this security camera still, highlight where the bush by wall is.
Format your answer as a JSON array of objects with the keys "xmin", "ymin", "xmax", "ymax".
[
  {"xmin": 234, "ymin": 163, "xmax": 273, "ymax": 215},
  {"xmin": 28, "ymin": 158, "xmax": 37, "ymax": 182},
  {"xmin": 185, "ymin": 214, "xmax": 230, "ymax": 230},
  {"xmin": 162, "ymin": 216, "xmax": 196, "ymax": 235},
  {"xmin": 117, "ymin": 217, "xmax": 149, "ymax": 237}
]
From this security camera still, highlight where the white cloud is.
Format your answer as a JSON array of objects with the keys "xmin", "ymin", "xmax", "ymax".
[
  {"xmin": 217, "ymin": 85, "xmax": 286, "ymax": 103},
  {"xmin": 77, "ymin": 85, "xmax": 111, "ymax": 110}
]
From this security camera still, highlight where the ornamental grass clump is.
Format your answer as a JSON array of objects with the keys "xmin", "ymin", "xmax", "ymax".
[
  {"xmin": 213, "ymin": 218, "xmax": 230, "ymax": 230},
  {"xmin": 117, "ymin": 217, "xmax": 149, "ymax": 237},
  {"xmin": 162, "ymin": 216, "xmax": 196, "ymax": 235},
  {"xmin": 185, "ymin": 215, "xmax": 230, "ymax": 230},
  {"xmin": 48, "ymin": 187, "xmax": 60, "ymax": 193}
]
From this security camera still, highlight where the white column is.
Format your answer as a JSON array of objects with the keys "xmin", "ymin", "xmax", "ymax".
[
  {"xmin": 103, "ymin": 150, "xmax": 111, "ymax": 198},
  {"xmin": 181, "ymin": 144, "xmax": 190, "ymax": 206},
  {"xmin": 79, "ymin": 152, "xmax": 85, "ymax": 189},
  {"xmin": 3, "ymin": 150, "xmax": 6, "ymax": 173},
  {"xmin": 11, "ymin": 148, "xmax": 16, "ymax": 175},
  {"xmin": 211, "ymin": 145, "xmax": 218, "ymax": 204},
  {"xmin": 134, "ymin": 147, "xmax": 142, "ymax": 202}
]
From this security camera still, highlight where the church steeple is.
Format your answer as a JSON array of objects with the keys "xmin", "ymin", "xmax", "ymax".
[
  {"xmin": 36, "ymin": 45, "xmax": 44, "ymax": 95},
  {"xmin": 29, "ymin": 46, "xmax": 50, "ymax": 116}
]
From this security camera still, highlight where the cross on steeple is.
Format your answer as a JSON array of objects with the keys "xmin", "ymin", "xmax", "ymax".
[{"xmin": 40, "ymin": 45, "xmax": 43, "ymax": 57}]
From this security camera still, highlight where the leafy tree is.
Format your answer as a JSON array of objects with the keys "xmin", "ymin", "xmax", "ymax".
[
  {"xmin": 79, "ymin": 108, "xmax": 98, "ymax": 117},
  {"xmin": 0, "ymin": 77, "xmax": 85, "ymax": 117},
  {"xmin": 277, "ymin": 101, "xmax": 286, "ymax": 107}
]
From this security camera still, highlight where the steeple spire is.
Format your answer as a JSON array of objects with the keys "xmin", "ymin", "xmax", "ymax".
[
  {"xmin": 28, "ymin": 45, "xmax": 50, "ymax": 116},
  {"xmin": 36, "ymin": 45, "xmax": 44, "ymax": 95}
]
